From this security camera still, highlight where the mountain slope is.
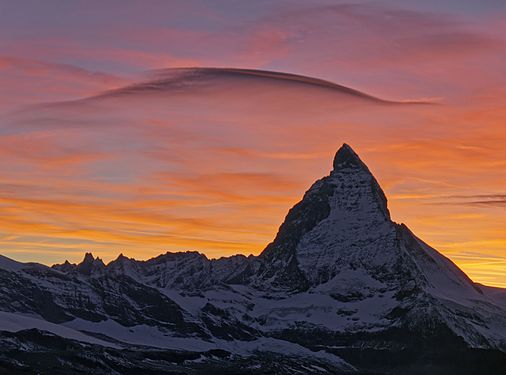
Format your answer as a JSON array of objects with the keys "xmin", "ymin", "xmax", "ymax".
[{"xmin": 1, "ymin": 144, "xmax": 506, "ymax": 374}]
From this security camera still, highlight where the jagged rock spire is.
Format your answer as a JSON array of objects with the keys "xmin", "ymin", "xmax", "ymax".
[
  {"xmin": 333, "ymin": 143, "xmax": 368, "ymax": 171},
  {"xmin": 77, "ymin": 252, "xmax": 105, "ymax": 275},
  {"xmin": 82, "ymin": 252, "xmax": 95, "ymax": 264}
]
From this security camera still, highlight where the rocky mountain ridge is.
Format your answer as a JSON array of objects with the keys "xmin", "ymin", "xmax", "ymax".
[{"xmin": 1, "ymin": 144, "xmax": 506, "ymax": 374}]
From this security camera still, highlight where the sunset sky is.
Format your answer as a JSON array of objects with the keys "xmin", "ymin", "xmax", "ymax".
[{"xmin": 1, "ymin": 1, "xmax": 505, "ymax": 287}]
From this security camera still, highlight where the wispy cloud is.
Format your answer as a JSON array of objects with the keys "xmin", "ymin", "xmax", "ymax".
[{"xmin": 442, "ymin": 194, "xmax": 506, "ymax": 208}]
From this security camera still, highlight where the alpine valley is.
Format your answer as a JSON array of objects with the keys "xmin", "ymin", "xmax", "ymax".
[{"xmin": 1, "ymin": 144, "xmax": 506, "ymax": 375}]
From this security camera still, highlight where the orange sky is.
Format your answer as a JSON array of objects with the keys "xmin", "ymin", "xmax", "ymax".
[{"xmin": 0, "ymin": 1, "xmax": 505, "ymax": 287}]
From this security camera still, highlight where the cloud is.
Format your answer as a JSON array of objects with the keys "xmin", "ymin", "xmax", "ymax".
[
  {"xmin": 0, "ymin": 130, "xmax": 110, "ymax": 167},
  {"xmin": 267, "ymin": 3, "xmax": 504, "ymax": 62},
  {"xmin": 0, "ymin": 56, "xmax": 122, "ymax": 85},
  {"xmin": 154, "ymin": 171, "xmax": 302, "ymax": 203},
  {"xmin": 67, "ymin": 67, "xmax": 431, "ymax": 105},
  {"xmin": 442, "ymin": 194, "xmax": 506, "ymax": 208},
  {"xmin": 0, "ymin": 56, "xmax": 128, "ymax": 114}
]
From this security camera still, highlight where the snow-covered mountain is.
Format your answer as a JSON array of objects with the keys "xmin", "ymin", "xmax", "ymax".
[{"xmin": 1, "ymin": 144, "xmax": 506, "ymax": 374}]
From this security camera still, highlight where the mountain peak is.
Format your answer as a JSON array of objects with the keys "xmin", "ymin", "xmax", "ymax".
[
  {"xmin": 332, "ymin": 143, "xmax": 367, "ymax": 171},
  {"xmin": 82, "ymin": 252, "xmax": 95, "ymax": 264},
  {"xmin": 259, "ymin": 142, "xmax": 391, "ymax": 290},
  {"xmin": 77, "ymin": 252, "xmax": 105, "ymax": 275}
]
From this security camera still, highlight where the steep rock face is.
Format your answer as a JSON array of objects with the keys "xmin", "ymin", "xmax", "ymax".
[
  {"xmin": 138, "ymin": 252, "xmax": 256, "ymax": 290},
  {"xmin": 293, "ymin": 144, "xmax": 395, "ymax": 288}
]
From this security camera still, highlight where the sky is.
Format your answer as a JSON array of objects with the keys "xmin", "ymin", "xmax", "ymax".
[{"xmin": 0, "ymin": 0, "xmax": 505, "ymax": 287}]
